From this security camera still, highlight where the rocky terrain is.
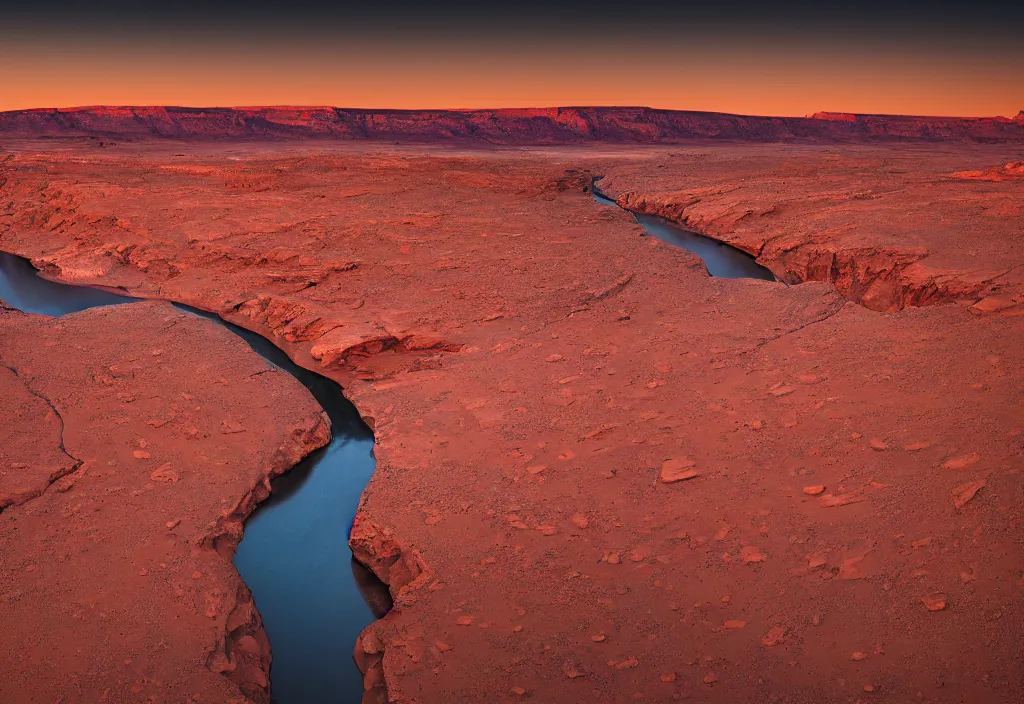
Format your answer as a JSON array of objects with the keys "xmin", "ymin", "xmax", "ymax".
[
  {"xmin": 0, "ymin": 133, "xmax": 1022, "ymax": 703},
  {"xmin": 597, "ymin": 145, "xmax": 1024, "ymax": 311}
]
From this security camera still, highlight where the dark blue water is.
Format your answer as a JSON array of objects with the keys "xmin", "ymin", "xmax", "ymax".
[
  {"xmin": 0, "ymin": 252, "xmax": 138, "ymax": 312},
  {"xmin": 0, "ymin": 250, "xmax": 386, "ymax": 704},
  {"xmin": 183, "ymin": 308, "xmax": 385, "ymax": 704},
  {"xmin": 591, "ymin": 182, "xmax": 776, "ymax": 281}
]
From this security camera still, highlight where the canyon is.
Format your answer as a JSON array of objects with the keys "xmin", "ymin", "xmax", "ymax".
[{"xmin": 1, "ymin": 113, "xmax": 1023, "ymax": 703}]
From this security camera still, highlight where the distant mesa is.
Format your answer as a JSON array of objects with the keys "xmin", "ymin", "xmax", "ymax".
[
  {"xmin": 2, "ymin": 106, "xmax": 1023, "ymax": 143},
  {"xmin": 807, "ymin": 112, "xmax": 858, "ymax": 121}
]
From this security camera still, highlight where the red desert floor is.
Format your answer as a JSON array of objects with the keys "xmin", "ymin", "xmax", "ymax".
[{"xmin": 1, "ymin": 136, "xmax": 1023, "ymax": 703}]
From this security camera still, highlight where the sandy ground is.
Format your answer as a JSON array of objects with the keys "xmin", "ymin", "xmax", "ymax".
[{"xmin": 1, "ymin": 139, "xmax": 1022, "ymax": 703}]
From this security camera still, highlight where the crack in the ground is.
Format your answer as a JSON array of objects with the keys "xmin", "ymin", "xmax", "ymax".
[
  {"xmin": 980, "ymin": 263, "xmax": 1024, "ymax": 285},
  {"xmin": 584, "ymin": 272, "xmax": 634, "ymax": 303},
  {"xmin": 0, "ymin": 353, "xmax": 85, "ymax": 506},
  {"xmin": 738, "ymin": 300, "xmax": 848, "ymax": 356}
]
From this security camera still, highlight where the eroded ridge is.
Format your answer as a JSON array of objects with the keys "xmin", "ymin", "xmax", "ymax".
[
  {"xmin": 599, "ymin": 147, "xmax": 1024, "ymax": 312},
  {"xmin": 2, "ymin": 105, "xmax": 1024, "ymax": 143}
]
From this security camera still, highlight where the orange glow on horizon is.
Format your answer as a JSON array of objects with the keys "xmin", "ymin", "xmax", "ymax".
[{"xmin": 1, "ymin": 35, "xmax": 1021, "ymax": 118}]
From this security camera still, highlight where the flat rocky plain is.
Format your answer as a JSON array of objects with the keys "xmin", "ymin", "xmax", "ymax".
[{"xmin": 1, "ymin": 136, "xmax": 1023, "ymax": 703}]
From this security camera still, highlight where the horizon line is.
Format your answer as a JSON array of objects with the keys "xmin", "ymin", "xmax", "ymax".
[{"xmin": 4, "ymin": 105, "xmax": 1023, "ymax": 121}]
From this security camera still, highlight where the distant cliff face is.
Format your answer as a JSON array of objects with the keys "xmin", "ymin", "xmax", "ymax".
[{"xmin": 2, "ymin": 106, "xmax": 1023, "ymax": 143}]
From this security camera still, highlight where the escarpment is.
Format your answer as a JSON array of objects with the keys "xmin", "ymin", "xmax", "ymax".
[{"xmin": 3, "ymin": 105, "xmax": 1024, "ymax": 143}]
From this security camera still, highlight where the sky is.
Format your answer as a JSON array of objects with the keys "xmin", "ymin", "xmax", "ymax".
[{"xmin": 1, "ymin": 1, "xmax": 1022, "ymax": 117}]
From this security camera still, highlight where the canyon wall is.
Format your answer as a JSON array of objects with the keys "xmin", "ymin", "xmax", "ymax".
[{"xmin": 2, "ymin": 106, "xmax": 1024, "ymax": 143}]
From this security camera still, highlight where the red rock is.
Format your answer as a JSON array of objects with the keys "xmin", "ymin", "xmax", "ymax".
[
  {"xmin": 942, "ymin": 453, "xmax": 981, "ymax": 470},
  {"xmin": 723, "ymin": 620, "xmax": 747, "ymax": 629},
  {"xmin": 149, "ymin": 463, "xmax": 179, "ymax": 483},
  {"xmin": 807, "ymin": 553, "xmax": 828, "ymax": 570},
  {"xmin": 615, "ymin": 657, "xmax": 639, "ymax": 670},
  {"xmin": 740, "ymin": 546, "xmax": 766, "ymax": 564},
  {"xmin": 820, "ymin": 492, "xmax": 866, "ymax": 507},
  {"xmin": 761, "ymin": 626, "xmax": 786, "ymax": 647},
  {"xmin": 952, "ymin": 479, "xmax": 987, "ymax": 509},
  {"xmin": 839, "ymin": 555, "xmax": 868, "ymax": 580},
  {"xmin": 969, "ymin": 297, "xmax": 1016, "ymax": 314},
  {"xmin": 869, "ymin": 439, "xmax": 888, "ymax": 451},
  {"xmin": 851, "ymin": 652, "xmax": 868, "ymax": 661},
  {"xmin": 660, "ymin": 459, "xmax": 699, "ymax": 483},
  {"xmin": 563, "ymin": 661, "xmax": 585, "ymax": 679},
  {"xmin": 922, "ymin": 594, "xmax": 948, "ymax": 611},
  {"xmin": 802, "ymin": 485, "xmax": 826, "ymax": 496}
]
